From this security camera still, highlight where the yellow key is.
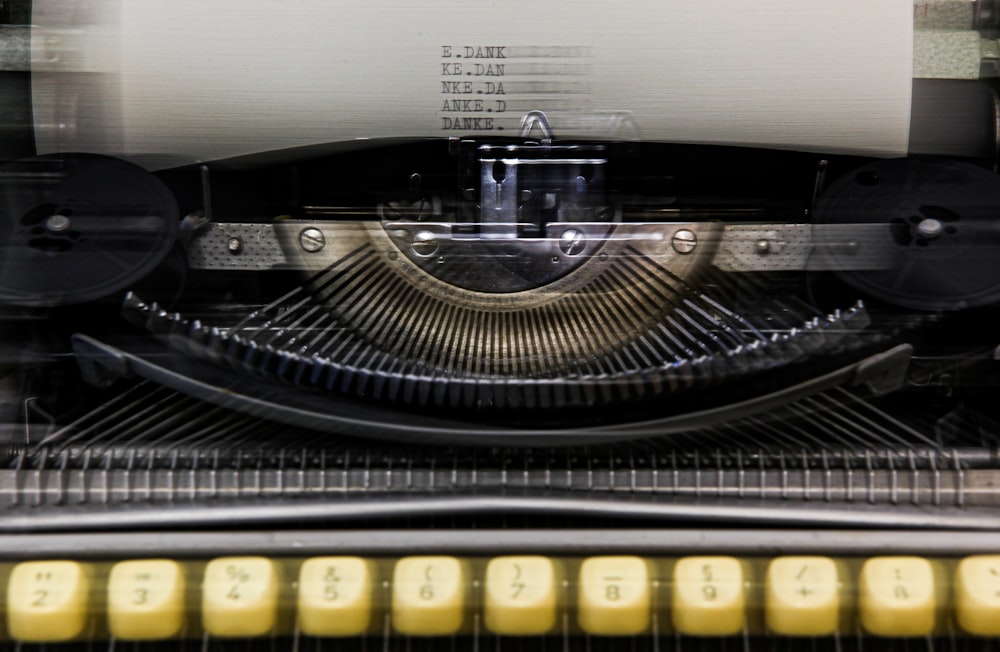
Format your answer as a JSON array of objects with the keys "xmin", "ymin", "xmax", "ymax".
[
  {"xmin": 484, "ymin": 556, "xmax": 558, "ymax": 635},
  {"xmin": 955, "ymin": 555, "xmax": 1000, "ymax": 635},
  {"xmin": 577, "ymin": 556, "xmax": 650, "ymax": 635},
  {"xmin": 392, "ymin": 556, "xmax": 466, "ymax": 635},
  {"xmin": 298, "ymin": 557, "xmax": 374, "ymax": 636},
  {"xmin": 108, "ymin": 559, "xmax": 186, "ymax": 640},
  {"xmin": 202, "ymin": 557, "xmax": 279, "ymax": 637},
  {"xmin": 7, "ymin": 560, "xmax": 90, "ymax": 642},
  {"xmin": 859, "ymin": 556, "xmax": 936, "ymax": 636},
  {"xmin": 765, "ymin": 556, "xmax": 840, "ymax": 636},
  {"xmin": 672, "ymin": 556, "xmax": 745, "ymax": 636}
]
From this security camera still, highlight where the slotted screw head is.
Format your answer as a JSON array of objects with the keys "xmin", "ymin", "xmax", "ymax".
[
  {"xmin": 412, "ymin": 230, "xmax": 439, "ymax": 257},
  {"xmin": 671, "ymin": 229, "xmax": 698, "ymax": 254},
  {"xmin": 299, "ymin": 228, "xmax": 326, "ymax": 252},
  {"xmin": 559, "ymin": 229, "xmax": 586, "ymax": 256}
]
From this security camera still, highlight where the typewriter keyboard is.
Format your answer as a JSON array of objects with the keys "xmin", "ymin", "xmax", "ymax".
[{"xmin": 1, "ymin": 554, "xmax": 1000, "ymax": 641}]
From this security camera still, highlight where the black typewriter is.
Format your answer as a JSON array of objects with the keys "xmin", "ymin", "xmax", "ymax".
[{"xmin": 2, "ymin": 0, "xmax": 1000, "ymax": 649}]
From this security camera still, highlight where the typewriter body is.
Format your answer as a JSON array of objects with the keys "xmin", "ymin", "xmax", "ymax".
[{"xmin": 2, "ymin": 0, "xmax": 1000, "ymax": 648}]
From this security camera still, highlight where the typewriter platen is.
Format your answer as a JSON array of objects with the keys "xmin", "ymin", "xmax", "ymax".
[{"xmin": 3, "ymin": 0, "xmax": 1000, "ymax": 648}]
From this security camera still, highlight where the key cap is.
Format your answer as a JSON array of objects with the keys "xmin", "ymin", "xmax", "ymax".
[
  {"xmin": 672, "ymin": 556, "xmax": 745, "ymax": 636},
  {"xmin": 202, "ymin": 557, "xmax": 280, "ymax": 637},
  {"xmin": 108, "ymin": 559, "xmax": 186, "ymax": 640},
  {"xmin": 765, "ymin": 556, "xmax": 840, "ymax": 636},
  {"xmin": 858, "ymin": 556, "xmax": 936, "ymax": 637},
  {"xmin": 298, "ymin": 557, "xmax": 374, "ymax": 636},
  {"xmin": 484, "ymin": 556, "xmax": 558, "ymax": 635},
  {"xmin": 577, "ymin": 556, "xmax": 650, "ymax": 635},
  {"xmin": 7, "ymin": 560, "xmax": 90, "ymax": 642},
  {"xmin": 954, "ymin": 555, "xmax": 1000, "ymax": 636},
  {"xmin": 392, "ymin": 556, "xmax": 466, "ymax": 635}
]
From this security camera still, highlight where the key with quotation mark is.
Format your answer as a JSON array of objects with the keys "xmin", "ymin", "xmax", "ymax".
[
  {"xmin": 484, "ymin": 556, "xmax": 558, "ymax": 635},
  {"xmin": 202, "ymin": 557, "xmax": 279, "ymax": 637},
  {"xmin": 7, "ymin": 560, "xmax": 90, "ymax": 642}
]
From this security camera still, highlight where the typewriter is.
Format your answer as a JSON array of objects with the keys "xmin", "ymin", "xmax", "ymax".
[{"xmin": 2, "ymin": 0, "xmax": 1000, "ymax": 648}]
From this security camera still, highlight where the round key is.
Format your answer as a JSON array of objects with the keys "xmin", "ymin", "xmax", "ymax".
[
  {"xmin": 7, "ymin": 560, "xmax": 90, "ymax": 642},
  {"xmin": 954, "ymin": 555, "xmax": 1000, "ymax": 636},
  {"xmin": 484, "ymin": 556, "xmax": 558, "ymax": 635},
  {"xmin": 859, "ymin": 556, "xmax": 936, "ymax": 637},
  {"xmin": 202, "ymin": 557, "xmax": 279, "ymax": 637},
  {"xmin": 577, "ymin": 556, "xmax": 650, "ymax": 635},
  {"xmin": 765, "ymin": 556, "xmax": 839, "ymax": 636},
  {"xmin": 392, "ymin": 556, "xmax": 466, "ymax": 636},
  {"xmin": 108, "ymin": 559, "xmax": 186, "ymax": 640},
  {"xmin": 672, "ymin": 556, "xmax": 745, "ymax": 636},
  {"xmin": 298, "ymin": 557, "xmax": 374, "ymax": 636}
]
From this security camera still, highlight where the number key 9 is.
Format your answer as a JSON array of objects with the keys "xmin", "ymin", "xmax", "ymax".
[{"xmin": 672, "ymin": 556, "xmax": 746, "ymax": 636}]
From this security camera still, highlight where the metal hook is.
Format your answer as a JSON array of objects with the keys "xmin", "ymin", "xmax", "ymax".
[{"xmin": 518, "ymin": 110, "xmax": 554, "ymax": 141}]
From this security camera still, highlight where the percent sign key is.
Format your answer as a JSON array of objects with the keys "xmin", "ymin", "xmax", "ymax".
[{"xmin": 203, "ymin": 557, "xmax": 280, "ymax": 637}]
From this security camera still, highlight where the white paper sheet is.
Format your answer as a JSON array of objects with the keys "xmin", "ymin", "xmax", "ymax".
[{"xmin": 32, "ymin": 0, "xmax": 914, "ymax": 166}]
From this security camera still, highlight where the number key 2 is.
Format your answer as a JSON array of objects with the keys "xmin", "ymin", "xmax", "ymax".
[{"xmin": 7, "ymin": 561, "xmax": 90, "ymax": 642}]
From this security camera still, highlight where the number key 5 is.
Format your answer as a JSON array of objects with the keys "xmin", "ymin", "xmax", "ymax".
[{"xmin": 298, "ymin": 557, "xmax": 374, "ymax": 637}]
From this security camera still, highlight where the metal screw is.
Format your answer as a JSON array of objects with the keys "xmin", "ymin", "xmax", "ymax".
[
  {"xmin": 227, "ymin": 237, "xmax": 243, "ymax": 255},
  {"xmin": 411, "ymin": 230, "xmax": 439, "ymax": 257},
  {"xmin": 671, "ymin": 229, "xmax": 698, "ymax": 254},
  {"xmin": 45, "ymin": 214, "xmax": 71, "ymax": 233},
  {"xmin": 299, "ymin": 228, "xmax": 326, "ymax": 253},
  {"xmin": 559, "ymin": 229, "xmax": 586, "ymax": 256},
  {"xmin": 916, "ymin": 218, "xmax": 944, "ymax": 239},
  {"xmin": 755, "ymin": 239, "xmax": 771, "ymax": 255}
]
